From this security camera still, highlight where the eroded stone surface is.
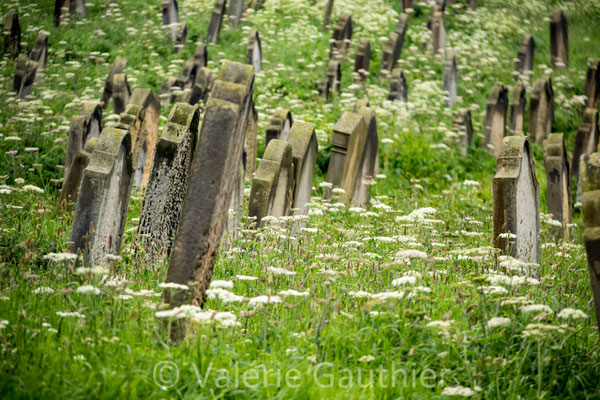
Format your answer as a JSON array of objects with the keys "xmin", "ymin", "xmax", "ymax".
[
  {"xmin": 266, "ymin": 109, "xmax": 293, "ymax": 146},
  {"xmin": 354, "ymin": 38, "xmax": 370, "ymax": 80},
  {"xmin": 59, "ymin": 137, "xmax": 97, "ymax": 211},
  {"xmin": 2, "ymin": 12, "xmax": 20, "ymax": 56},
  {"xmin": 29, "ymin": 31, "xmax": 49, "ymax": 70},
  {"xmin": 543, "ymin": 133, "xmax": 571, "ymax": 238},
  {"xmin": 162, "ymin": 0, "xmax": 179, "ymax": 25},
  {"xmin": 287, "ymin": 121, "xmax": 318, "ymax": 214},
  {"xmin": 65, "ymin": 102, "xmax": 103, "ymax": 178},
  {"xmin": 515, "ymin": 35, "xmax": 535, "ymax": 78},
  {"xmin": 529, "ymin": 76, "xmax": 554, "ymax": 143},
  {"xmin": 207, "ymin": 0, "xmax": 226, "ymax": 43},
  {"xmin": 329, "ymin": 13, "xmax": 352, "ymax": 59},
  {"xmin": 112, "ymin": 73, "xmax": 131, "ymax": 115},
  {"xmin": 100, "ymin": 56, "xmax": 127, "ymax": 108},
  {"xmin": 13, "ymin": 54, "xmax": 38, "ymax": 99},
  {"xmin": 388, "ymin": 69, "xmax": 408, "ymax": 102},
  {"xmin": 442, "ymin": 51, "xmax": 457, "ymax": 107},
  {"xmin": 246, "ymin": 29, "xmax": 262, "ymax": 73},
  {"xmin": 572, "ymin": 108, "xmax": 599, "ymax": 198},
  {"xmin": 508, "ymin": 81, "xmax": 526, "ymax": 135},
  {"xmin": 352, "ymin": 105, "xmax": 378, "ymax": 207},
  {"xmin": 228, "ymin": 0, "xmax": 244, "ymax": 27},
  {"xmin": 585, "ymin": 59, "xmax": 600, "ymax": 110},
  {"xmin": 453, "ymin": 108, "xmax": 473, "ymax": 156},
  {"xmin": 550, "ymin": 10, "xmax": 568, "ymax": 69},
  {"xmin": 482, "ymin": 83, "xmax": 508, "ymax": 155}
]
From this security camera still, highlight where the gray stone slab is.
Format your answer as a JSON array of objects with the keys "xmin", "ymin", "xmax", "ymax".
[
  {"xmin": 515, "ymin": 35, "xmax": 535, "ymax": 78},
  {"xmin": 388, "ymin": 69, "xmax": 408, "ymax": 102},
  {"xmin": 59, "ymin": 137, "xmax": 97, "ymax": 211},
  {"xmin": 572, "ymin": 108, "xmax": 599, "ymax": 199},
  {"xmin": 550, "ymin": 10, "xmax": 568, "ymax": 69},
  {"xmin": 529, "ymin": 76, "xmax": 554, "ymax": 143},
  {"xmin": 65, "ymin": 102, "xmax": 103, "ymax": 179},
  {"xmin": 442, "ymin": 51, "xmax": 457, "ymax": 107},
  {"xmin": 207, "ymin": 0, "xmax": 226, "ymax": 43},
  {"xmin": 112, "ymin": 73, "xmax": 131, "ymax": 115},
  {"xmin": 287, "ymin": 121, "xmax": 318, "ymax": 214},
  {"xmin": 453, "ymin": 108, "xmax": 473, "ymax": 156},
  {"xmin": 543, "ymin": 133, "xmax": 571, "ymax": 238},
  {"xmin": 482, "ymin": 83, "xmax": 508, "ymax": 156},
  {"xmin": 329, "ymin": 13, "xmax": 352, "ymax": 60},
  {"xmin": 162, "ymin": 0, "xmax": 179, "ymax": 25},
  {"xmin": 2, "ymin": 12, "xmax": 20, "ymax": 56},
  {"xmin": 265, "ymin": 109, "xmax": 292, "ymax": 146},
  {"xmin": 100, "ymin": 56, "xmax": 127, "ymax": 108},
  {"xmin": 585, "ymin": 59, "xmax": 600, "ymax": 110},
  {"xmin": 246, "ymin": 29, "xmax": 262, "ymax": 73},
  {"xmin": 354, "ymin": 38, "xmax": 370, "ymax": 80},
  {"xmin": 12, "ymin": 54, "xmax": 38, "ymax": 99},
  {"xmin": 29, "ymin": 31, "xmax": 49, "ymax": 70},
  {"xmin": 508, "ymin": 81, "xmax": 526, "ymax": 135}
]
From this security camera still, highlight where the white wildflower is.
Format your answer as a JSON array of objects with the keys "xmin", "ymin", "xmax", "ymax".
[
  {"xmin": 520, "ymin": 304, "xmax": 553, "ymax": 314},
  {"xmin": 557, "ymin": 308, "xmax": 588, "ymax": 320},
  {"xmin": 22, "ymin": 185, "xmax": 44, "ymax": 193},
  {"xmin": 158, "ymin": 282, "xmax": 189, "ymax": 291},
  {"xmin": 248, "ymin": 295, "xmax": 282, "ymax": 307},
  {"xmin": 209, "ymin": 280, "xmax": 234, "ymax": 290},
  {"xmin": 76, "ymin": 285, "xmax": 101, "ymax": 295},
  {"xmin": 487, "ymin": 317, "xmax": 511, "ymax": 329},
  {"xmin": 441, "ymin": 386, "xmax": 476, "ymax": 397},
  {"xmin": 279, "ymin": 289, "xmax": 309, "ymax": 297},
  {"xmin": 33, "ymin": 286, "xmax": 54, "ymax": 294}
]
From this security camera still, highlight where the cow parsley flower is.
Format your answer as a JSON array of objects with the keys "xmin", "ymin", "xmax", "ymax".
[
  {"xmin": 441, "ymin": 386, "xmax": 476, "ymax": 397},
  {"xmin": 557, "ymin": 308, "xmax": 588, "ymax": 320},
  {"xmin": 158, "ymin": 282, "xmax": 189, "ymax": 291},
  {"xmin": 487, "ymin": 317, "xmax": 511, "ymax": 329},
  {"xmin": 520, "ymin": 304, "xmax": 553, "ymax": 314},
  {"xmin": 248, "ymin": 295, "xmax": 282, "ymax": 307},
  {"xmin": 76, "ymin": 285, "xmax": 101, "ymax": 295}
]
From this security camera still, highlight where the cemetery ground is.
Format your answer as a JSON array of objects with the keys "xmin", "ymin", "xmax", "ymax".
[{"xmin": 1, "ymin": 0, "xmax": 600, "ymax": 398}]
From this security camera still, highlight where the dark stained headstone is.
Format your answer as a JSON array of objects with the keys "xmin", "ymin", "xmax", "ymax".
[
  {"xmin": 287, "ymin": 122, "xmax": 318, "ymax": 214},
  {"xmin": 354, "ymin": 38, "xmax": 370, "ymax": 80},
  {"xmin": 317, "ymin": 77, "xmax": 330, "ymax": 102},
  {"xmin": 352, "ymin": 105, "xmax": 379, "ymax": 207},
  {"xmin": 515, "ymin": 34, "xmax": 535, "ymax": 78},
  {"xmin": 482, "ymin": 83, "xmax": 509, "ymax": 155},
  {"xmin": 246, "ymin": 29, "xmax": 262, "ymax": 73},
  {"xmin": 394, "ymin": 12, "xmax": 409, "ymax": 49},
  {"xmin": 161, "ymin": 0, "xmax": 179, "ymax": 25},
  {"xmin": 54, "ymin": 0, "xmax": 86, "ymax": 27},
  {"xmin": 173, "ymin": 22, "xmax": 188, "ymax": 47},
  {"xmin": 429, "ymin": 10, "xmax": 445, "ymax": 55},
  {"xmin": 244, "ymin": 103, "xmax": 258, "ymax": 179},
  {"xmin": 2, "ymin": 12, "xmax": 20, "ymax": 56},
  {"xmin": 327, "ymin": 59, "xmax": 341, "ymax": 94},
  {"xmin": 543, "ymin": 133, "xmax": 571, "ymax": 238},
  {"xmin": 401, "ymin": 0, "xmax": 414, "ymax": 12},
  {"xmin": 550, "ymin": 10, "xmax": 568, "ymax": 69},
  {"xmin": 529, "ymin": 76, "xmax": 554, "ymax": 143},
  {"xmin": 584, "ymin": 58, "xmax": 600, "ymax": 110},
  {"xmin": 388, "ymin": 69, "xmax": 408, "ymax": 102},
  {"xmin": 100, "ymin": 56, "xmax": 127, "ymax": 108},
  {"xmin": 64, "ymin": 102, "xmax": 103, "ymax": 179},
  {"xmin": 59, "ymin": 137, "xmax": 97, "ymax": 211},
  {"xmin": 572, "ymin": 108, "xmax": 599, "ymax": 199},
  {"xmin": 176, "ymin": 59, "xmax": 198, "ymax": 90},
  {"xmin": 193, "ymin": 43, "xmax": 208, "ymax": 71},
  {"xmin": 265, "ymin": 109, "xmax": 292, "ymax": 147},
  {"xmin": 188, "ymin": 67, "xmax": 216, "ymax": 106},
  {"xmin": 508, "ymin": 81, "xmax": 527, "ymax": 135},
  {"xmin": 380, "ymin": 14, "xmax": 408, "ymax": 73},
  {"xmin": 442, "ymin": 51, "xmax": 457, "ymax": 107},
  {"xmin": 323, "ymin": 0, "xmax": 334, "ymax": 28},
  {"xmin": 29, "ymin": 31, "xmax": 49, "ymax": 70},
  {"xmin": 207, "ymin": 0, "xmax": 226, "ymax": 43},
  {"xmin": 453, "ymin": 108, "xmax": 473, "ymax": 156},
  {"xmin": 329, "ymin": 13, "xmax": 352, "ymax": 59},
  {"xmin": 12, "ymin": 54, "xmax": 38, "ymax": 99},
  {"xmin": 159, "ymin": 76, "xmax": 179, "ymax": 105},
  {"xmin": 112, "ymin": 73, "xmax": 131, "ymax": 115},
  {"xmin": 228, "ymin": 0, "xmax": 244, "ymax": 27}
]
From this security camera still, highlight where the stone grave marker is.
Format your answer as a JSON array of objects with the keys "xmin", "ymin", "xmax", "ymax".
[
  {"xmin": 29, "ymin": 31, "xmax": 49, "ymax": 70},
  {"xmin": 572, "ymin": 108, "xmax": 599, "ymax": 198},
  {"xmin": 429, "ymin": 9, "xmax": 445, "ymax": 55},
  {"xmin": 244, "ymin": 103, "xmax": 258, "ymax": 179},
  {"xmin": 381, "ymin": 13, "xmax": 408, "ymax": 73},
  {"xmin": 352, "ymin": 105, "xmax": 378, "ymax": 207},
  {"xmin": 319, "ymin": 60, "xmax": 340, "ymax": 101},
  {"xmin": 228, "ymin": 0, "xmax": 244, "ymax": 27},
  {"xmin": 543, "ymin": 133, "xmax": 571, "ymax": 238},
  {"xmin": 112, "ymin": 73, "xmax": 131, "ymax": 115},
  {"xmin": 70, "ymin": 127, "xmax": 133, "ymax": 264},
  {"xmin": 529, "ymin": 76, "xmax": 554, "ymax": 143},
  {"xmin": 100, "ymin": 56, "xmax": 127, "ymax": 108},
  {"xmin": 207, "ymin": 0, "xmax": 226, "ymax": 43},
  {"xmin": 584, "ymin": 59, "xmax": 600, "ymax": 110},
  {"xmin": 443, "ymin": 51, "xmax": 457, "ymax": 107},
  {"xmin": 246, "ymin": 29, "xmax": 262, "ymax": 73},
  {"xmin": 388, "ymin": 69, "xmax": 408, "ymax": 102},
  {"xmin": 176, "ymin": 59, "xmax": 197, "ymax": 90},
  {"xmin": 401, "ymin": 0, "xmax": 414, "ymax": 12},
  {"xmin": 550, "ymin": 10, "xmax": 568, "ymax": 69},
  {"xmin": 515, "ymin": 34, "xmax": 535, "ymax": 78},
  {"xmin": 354, "ymin": 38, "xmax": 370, "ymax": 80},
  {"xmin": 482, "ymin": 83, "xmax": 508, "ymax": 155},
  {"xmin": 159, "ymin": 76, "xmax": 179, "ymax": 105},
  {"xmin": 161, "ymin": 0, "xmax": 179, "ymax": 25},
  {"xmin": 287, "ymin": 121, "xmax": 318, "ymax": 214},
  {"xmin": 64, "ymin": 102, "xmax": 103, "ymax": 179},
  {"xmin": 493, "ymin": 135, "xmax": 540, "ymax": 265},
  {"xmin": 193, "ymin": 43, "xmax": 208, "ymax": 71},
  {"xmin": 323, "ymin": 0, "xmax": 334, "ymax": 28},
  {"xmin": 2, "ymin": 12, "xmax": 20, "ymax": 56},
  {"xmin": 508, "ymin": 81, "xmax": 526, "ymax": 134},
  {"xmin": 59, "ymin": 137, "xmax": 97, "ymax": 211},
  {"xmin": 188, "ymin": 67, "xmax": 216, "ymax": 106},
  {"xmin": 353, "ymin": 98, "xmax": 379, "ymax": 176},
  {"xmin": 329, "ymin": 13, "xmax": 352, "ymax": 59},
  {"xmin": 138, "ymin": 103, "xmax": 200, "ymax": 259},
  {"xmin": 265, "ymin": 109, "xmax": 292, "ymax": 146},
  {"xmin": 12, "ymin": 54, "xmax": 38, "ymax": 99},
  {"xmin": 54, "ymin": 0, "xmax": 86, "ymax": 27},
  {"xmin": 173, "ymin": 22, "xmax": 188, "ymax": 48},
  {"xmin": 453, "ymin": 108, "xmax": 473, "ymax": 156},
  {"xmin": 317, "ymin": 77, "xmax": 330, "ymax": 102}
]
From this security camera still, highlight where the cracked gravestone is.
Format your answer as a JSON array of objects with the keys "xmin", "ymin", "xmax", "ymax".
[
  {"xmin": 246, "ymin": 29, "xmax": 262, "ymax": 73},
  {"xmin": 508, "ymin": 81, "xmax": 526, "ymax": 135},
  {"xmin": 453, "ymin": 108, "xmax": 473, "ymax": 156},
  {"xmin": 550, "ymin": 10, "xmax": 568, "ymax": 69},
  {"xmin": 388, "ymin": 69, "xmax": 408, "ymax": 102},
  {"xmin": 12, "ymin": 54, "xmax": 38, "ymax": 99},
  {"xmin": 265, "ymin": 109, "xmax": 292, "ymax": 147},
  {"xmin": 100, "ymin": 56, "xmax": 127, "ymax": 108},
  {"xmin": 515, "ymin": 34, "xmax": 535, "ymax": 79},
  {"xmin": 572, "ymin": 108, "xmax": 599, "ymax": 200},
  {"xmin": 354, "ymin": 38, "xmax": 370, "ymax": 80},
  {"xmin": 112, "ymin": 73, "xmax": 131, "ymax": 115},
  {"xmin": 329, "ymin": 13, "xmax": 352, "ymax": 59},
  {"xmin": 287, "ymin": 121, "xmax": 318, "ymax": 214},
  {"xmin": 59, "ymin": 137, "xmax": 97, "ymax": 211},
  {"xmin": 2, "ymin": 12, "xmax": 20, "ymax": 56},
  {"xmin": 161, "ymin": 0, "xmax": 179, "ymax": 25},
  {"xmin": 529, "ymin": 76, "xmax": 554, "ymax": 143},
  {"xmin": 584, "ymin": 59, "xmax": 600, "ymax": 110},
  {"xmin": 29, "ymin": 31, "xmax": 49, "ymax": 70},
  {"xmin": 64, "ymin": 102, "xmax": 103, "ymax": 179},
  {"xmin": 543, "ymin": 133, "xmax": 571, "ymax": 238},
  {"xmin": 443, "ymin": 51, "xmax": 457, "ymax": 107},
  {"xmin": 207, "ymin": 0, "xmax": 226, "ymax": 43},
  {"xmin": 482, "ymin": 82, "xmax": 508, "ymax": 155}
]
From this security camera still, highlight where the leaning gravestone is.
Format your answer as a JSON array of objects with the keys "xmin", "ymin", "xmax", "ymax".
[
  {"xmin": 173, "ymin": 22, "xmax": 188, "ymax": 47},
  {"xmin": 323, "ymin": 0, "xmax": 334, "ymax": 28},
  {"xmin": 228, "ymin": 0, "xmax": 244, "ymax": 27},
  {"xmin": 176, "ymin": 59, "xmax": 197, "ymax": 89},
  {"xmin": 354, "ymin": 38, "xmax": 370, "ymax": 80},
  {"xmin": 138, "ymin": 103, "xmax": 199, "ymax": 259},
  {"xmin": 12, "ymin": 54, "xmax": 38, "ymax": 99},
  {"xmin": 581, "ymin": 152, "xmax": 600, "ymax": 333},
  {"xmin": 2, "ymin": 12, "xmax": 20, "ymax": 56},
  {"xmin": 381, "ymin": 14, "xmax": 408, "ymax": 73},
  {"xmin": 543, "ymin": 133, "xmax": 571, "ymax": 238},
  {"xmin": 112, "ymin": 73, "xmax": 131, "ymax": 115},
  {"xmin": 453, "ymin": 108, "xmax": 473, "ymax": 156},
  {"xmin": 59, "ymin": 137, "xmax": 97, "ymax": 211},
  {"xmin": 207, "ymin": 0, "xmax": 226, "ymax": 43},
  {"xmin": 329, "ymin": 13, "xmax": 352, "ymax": 59},
  {"xmin": 29, "ymin": 31, "xmax": 49, "ymax": 70},
  {"xmin": 265, "ymin": 109, "xmax": 292, "ymax": 146},
  {"xmin": 70, "ymin": 127, "xmax": 133, "ymax": 264},
  {"xmin": 188, "ymin": 67, "xmax": 215, "ymax": 106},
  {"xmin": 287, "ymin": 121, "xmax": 318, "ymax": 214},
  {"xmin": 429, "ymin": 9, "xmax": 445, "ymax": 55},
  {"xmin": 351, "ymin": 105, "xmax": 379, "ymax": 207},
  {"xmin": 159, "ymin": 76, "xmax": 179, "ymax": 105},
  {"xmin": 100, "ymin": 56, "xmax": 127, "ymax": 108},
  {"xmin": 482, "ymin": 82, "xmax": 509, "ymax": 155},
  {"xmin": 64, "ymin": 102, "xmax": 103, "ymax": 179},
  {"xmin": 161, "ymin": 0, "xmax": 179, "ymax": 25},
  {"xmin": 443, "ymin": 51, "xmax": 457, "ymax": 107},
  {"xmin": 529, "ymin": 76, "xmax": 554, "ymax": 143},
  {"xmin": 493, "ymin": 135, "xmax": 540, "ymax": 265},
  {"xmin": 572, "ymin": 108, "xmax": 599, "ymax": 199},
  {"xmin": 550, "ymin": 10, "xmax": 568, "ymax": 69},
  {"xmin": 508, "ymin": 81, "xmax": 527, "ymax": 134},
  {"xmin": 163, "ymin": 61, "xmax": 255, "ymax": 327},
  {"xmin": 246, "ymin": 29, "xmax": 262, "ymax": 73},
  {"xmin": 193, "ymin": 43, "xmax": 208, "ymax": 71},
  {"xmin": 515, "ymin": 34, "xmax": 535, "ymax": 78},
  {"xmin": 54, "ymin": 0, "xmax": 86, "ymax": 27},
  {"xmin": 585, "ymin": 59, "xmax": 600, "ymax": 110},
  {"xmin": 248, "ymin": 139, "xmax": 294, "ymax": 226},
  {"xmin": 244, "ymin": 103, "xmax": 258, "ymax": 179},
  {"xmin": 388, "ymin": 69, "xmax": 408, "ymax": 102}
]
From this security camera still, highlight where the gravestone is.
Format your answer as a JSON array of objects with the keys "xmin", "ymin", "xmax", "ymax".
[
  {"xmin": 469, "ymin": 0, "xmax": 476, "ymax": 8},
  {"xmin": 354, "ymin": 38, "xmax": 370, "ymax": 80},
  {"xmin": 508, "ymin": 81, "xmax": 526, "ymax": 134},
  {"xmin": 163, "ymin": 61, "xmax": 255, "ymax": 327},
  {"xmin": 352, "ymin": 105, "xmax": 379, "ymax": 207},
  {"xmin": 572, "ymin": 108, "xmax": 599, "ymax": 199},
  {"xmin": 543, "ymin": 133, "xmax": 571, "ymax": 237},
  {"xmin": 59, "ymin": 138, "xmax": 97, "ymax": 211},
  {"xmin": 228, "ymin": 0, "xmax": 244, "ymax": 27},
  {"xmin": 112, "ymin": 73, "xmax": 131, "ymax": 115},
  {"xmin": 100, "ymin": 56, "xmax": 127, "ymax": 108},
  {"xmin": 327, "ymin": 60, "xmax": 341, "ymax": 94},
  {"xmin": 265, "ymin": 109, "xmax": 292, "ymax": 146},
  {"xmin": 207, "ymin": 0, "xmax": 226, "ymax": 43},
  {"xmin": 394, "ymin": 12, "xmax": 409, "ymax": 49},
  {"xmin": 584, "ymin": 59, "xmax": 600, "ymax": 110},
  {"xmin": 173, "ymin": 22, "xmax": 188, "ymax": 47},
  {"xmin": 515, "ymin": 35, "xmax": 535, "ymax": 78},
  {"xmin": 550, "ymin": 10, "xmax": 568, "ymax": 69},
  {"xmin": 2, "ymin": 12, "xmax": 20, "ymax": 56},
  {"xmin": 193, "ymin": 43, "xmax": 208, "ymax": 70},
  {"xmin": 161, "ymin": 0, "xmax": 179, "ymax": 25},
  {"xmin": 401, "ymin": 0, "xmax": 414, "ymax": 12},
  {"xmin": 323, "ymin": 0, "xmax": 334, "ymax": 28},
  {"xmin": 244, "ymin": 103, "xmax": 258, "ymax": 179},
  {"xmin": 70, "ymin": 127, "xmax": 133, "ymax": 264},
  {"xmin": 246, "ymin": 29, "xmax": 262, "ymax": 73},
  {"xmin": 188, "ymin": 67, "xmax": 216, "ymax": 106},
  {"xmin": 354, "ymin": 99, "xmax": 379, "ymax": 176},
  {"xmin": 329, "ymin": 13, "xmax": 352, "ymax": 59},
  {"xmin": 581, "ymin": 152, "xmax": 600, "ymax": 333},
  {"xmin": 287, "ymin": 121, "xmax": 318, "ymax": 214},
  {"xmin": 64, "ymin": 102, "xmax": 103, "ymax": 179},
  {"xmin": 29, "ymin": 31, "xmax": 49, "ymax": 70},
  {"xmin": 317, "ymin": 78, "xmax": 330, "ymax": 101},
  {"xmin": 248, "ymin": 139, "xmax": 294, "ymax": 226},
  {"xmin": 388, "ymin": 69, "xmax": 408, "ymax": 102},
  {"xmin": 159, "ymin": 76, "xmax": 179, "ymax": 104},
  {"xmin": 54, "ymin": 0, "xmax": 86, "ymax": 27},
  {"xmin": 493, "ymin": 135, "xmax": 540, "ymax": 265},
  {"xmin": 529, "ymin": 76, "xmax": 554, "ymax": 143},
  {"xmin": 482, "ymin": 83, "xmax": 509, "ymax": 155},
  {"xmin": 12, "ymin": 54, "xmax": 38, "ymax": 99},
  {"xmin": 429, "ymin": 10, "xmax": 445, "ymax": 55},
  {"xmin": 453, "ymin": 108, "xmax": 473, "ymax": 156},
  {"xmin": 443, "ymin": 51, "xmax": 457, "ymax": 107},
  {"xmin": 380, "ymin": 14, "xmax": 408, "ymax": 73},
  {"xmin": 138, "ymin": 103, "xmax": 200, "ymax": 259},
  {"xmin": 176, "ymin": 60, "xmax": 197, "ymax": 90}
]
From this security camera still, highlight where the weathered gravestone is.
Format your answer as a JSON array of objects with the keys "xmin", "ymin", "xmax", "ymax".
[
  {"xmin": 163, "ymin": 61, "xmax": 255, "ymax": 328},
  {"xmin": 207, "ymin": 0, "xmax": 226, "ymax": 43},
  {"xmin": 508, "ymin": 81, "xmax": 526, "ymax": 135},
  {"xmin": 351, "ymin": 105, "xmax": 379, "ymax": 208},
  {"xmin": 13, "ymin": 54, "xmax": 38, "ymax": 99},
  {"xmin": 100, "ymin": 56, "xmax": 127, "ymax": 108},
  {"xmin": 529, "ymin": 76, "xmax": 554, "ymax": 143},
  {"xmin": 585, "ymin": 59, "xmax": 600, "ymax": 110},
  {"xmin": 59, "ymin": 137, "xmax": 97, "ymax": 211},
  {"xmin": 228, "ymin": 0, "xmax": 244, "ymax": 27},
  {"xmin": 138, "ymin": 103, "xmax": 199, "ymax": 259},
  {"xmin": 2, "ymin": 12, "xmax": 20, "ymax": 56},
  {"xmin": 172, "ymin": 22, "xmax": 188, "ymax": 48},
  {"xmin": 265, "ymin": 109, "xmax": 292, "ymax": 146},
  {"xmin": 318, "ymin": 60, "xmax": 341, "ymax": 101},
  {"xmin": 330, "ymin": 13, "xmax": 352, "ymax": 59},
  {"xmin": 543, "ymin": 133, "xmax": 571, "ymax": 237},
  {"xmin": 493, "ymin": 135, "xmax": 540, "ymax": 265},
  {"xmin": 159, "ymin": 76, "xmax": 179, "ymax": 105},
  {"xmin": 70, "ymin": 127, "xmax": 133, "ymax": 264},
  {"xmin": 176, "ymin": 59, "xmax": 197, "ymax": 90},
  {"xmin": 287, "ymin": 121, "xmax": 318, "ymax": 214},
  {"xmin": 401, "ymin": 0, "xmax": 414, "ymax": 12},
  {"xmin": 112, "ymin": 73, "xmax": 131, "ymax": 115},
  {"xmin": 581, "ymin": 152, "xmax": 600, "ymax": 333},
  {"xmin": 244, "ymin": 103, "xmax": 258, "ymax": 179},
  {"xmin": 188, "ymin": 67, "xmax": 216, "ymax": 106},
  {"xmin": 572, "ymin": 108, "xmax": 599, "ymax": 199},
  {"xmin": 453, "ymin": 108, "xmax": 473, "ymax": 156},
  {"xmin": 429, "ymin": 9, "xmax": 445, "ymax": 55},
  {"xmin": 29, "ymin": 31, "xmax": 49, "ymax": 70},
  {"xmin": 246, "ymin": 29, "xmax": 262, "ymax": 73},
  {"xmin": 550, "ymin": 10, "xmax": 568, "ymax": 69},
  {"xmin": 64, "ymin": 102, "xmax": 103, "ymax": 179},
  {"xmin": 193, "ymin": 43, "xmax": 208, "ymax": 71},
  {"xmin": 354, "ymin": 38, "xmax": 370, "ymax": 80},
  {"xmin": 161, "ymin": 0, "xmax": 179, "ymax": 25},
  {"xmin": 323, "ymin": 0, "xmax": 334, "ymax": 28},
  {"xmin": 381, "ymin": 14, "xmax": 408, "ymax": 73},
  {"xmin": 54, "ymin": 0, "xmax": 86, "ymax": 27},
  {"xmin": 443, "ymin": 51, "xmax": 457, "ymax": 107},
  {"xmin": 248, "ymin": 139, "xmax": 294, "ymax": 226},
  {"xmin": 482, "ymin": 83, "xmax": 508, "ymax": 155},
  {"xmin": 388, "ymin": 69, "xmax": 408, "ymax": 102},
  {"xmin": 515, "ymin": 35, "xmax": 535, "ymax": 79}
]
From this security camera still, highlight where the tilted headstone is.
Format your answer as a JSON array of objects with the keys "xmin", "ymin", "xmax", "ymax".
[
  {"xmin": 394, "ymin": 13, "xmax": 409, "ymax": 53},
  {"xmin": 354, "ymin": 38, "xmax": 370, "ymax": 80},
  {"xmin": 207, "ymin": 0, "xmax": 226, "ymax": 43},
  {"xmin": 265, "ymin": 109, "xmax": 292, "ymax": 146},
  {"xmin": 173, "ymin": 22, "xmax": 188, "ymax": 47},
  {"xmin": 193, "ymin": 43, "xmax": 208, "ymax": 71},
  {"xmin": 435, "ymin": 0, "xmax": 447, "ymax": 12},
  {"xmin": 112, "ymin": 73, "xmax": 131, "ymax": 115},
  {"xmin": 329, "ymin": 13, "xmax": 352, "ymax": 59},
  {"xmin": 54, "ymin": 0, "xmax": 86, "ymax": 26},
  {"xmin": 228, "ymin": 0, "xmax": 244, "ymax": 27},
  {"xmin": 401, "ymin": 0, "xmax": 414, "ymax": 12},
  {"xmin": 248, "ymin": 139, "xmax": 294, "ymax": 226},
  {"xmin": 351, "ymin": 105, "xmax": 379, "ymax": 207},
  {"xmin": 29, "ymin": 31, "xmax": 49, "ymax": 70},
  {"xmin": 12, "ymin": 54, "xmax": 38, "ymax": 99},
  {"xmin": 163, "ymin": 61, "xmax": 255, "ymax": 321},
  {"xmin": 550, "ymin": 10, "xmax": 568, "ymax": 69},
  {"xmin": 323, "ymin": 0, "xmax": 334, "ymax": 28},
  {"xmin": 482, "ymin": 83, "xmax": 508, "ymax": 155},
  {"xmin": 2, "ymin": 12, "xmax": 20, "ymax": 56},
  {"xmin": 572, "ymin": 108, "xmax": 599, "ymax": 198},
  {"xmin": 429, "ymin": 10, "xmax": 445, "ymax": 55},
  {"xmin": 70, "ymin": 127, "xmax": 133, "ymax": 264},
  {"xmin": 188, "ymin": 67, "xmax": 216, "ymax": 106},
  {"xmin": 244, "ymin": 103, "xmax": 258, "ymax": 179},
  {"xmin": 100, "ymin": 56, "xmax": 127, "ymax": 108},
  {"xmin": 59, "ymin": 137, "xmax": 97, "ymax": 211},
  {"xmin": 581, "ymin": 152, "xmax": 600, "ymax": 333},
  {"xmin": 287, "ymin": 121, "xmax": 318, "ymax": 214},
  {"xmin": 246, "ymin": 29, "xmax": 262, "ymax": 73},
  {"xmin": 508, "ymin": 81, "xmax": 527, "ymax": 135},
  {"xmin": 442, "ymin": 51, "xmax": 457, "ymax": 107},
  {"xmin": 161, "ymin": 0, "xmax": 179, "ymax": 25},
  {"xmin": 453, "ymin": 108, "xmax": 473, "ymax": 156},
  {"xmin": 176, "ymin": 59, "xmax": 197, "ymax": 89},
  {"xmin": 388, "ymin": 69, "xmax": 408, "ymax": 102},
  {"xmin": 493, "ymin": 135, "xmax": 540, "ymax": 265},
  {"xmin": 138, "ymin": 103, "xmax": 200, "ymax": 259},
  {"xmin": 529, "ymin": 76, "xmax": 554, "ymax": 143},
  {"xmin": 543, "ymin": 133, "xmax": 571, "ymax": 237},
  {"xmin": 584, "ymin": 59, "xmax": 600, "ymax": 110},
  {"xmin": 380, "ymin": 14, "xmax": 408, "ymax": 73},
  {"xmin": 515, "ymin": 34, "xmax": 535, "ymax": 78},
  {"xmin": 64, "ymin": 102, "xmax": 103, "ymax": 179}
]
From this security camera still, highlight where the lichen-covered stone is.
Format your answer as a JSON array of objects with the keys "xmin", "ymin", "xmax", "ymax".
[
  {"xmin": 100, "ymin": 56, "xmax": 127, "ymax": 108},
  {"xmin": 64, "ymin": 102, "xmax": 103, "ymax": 179},
  {"xmin": 59, "ymin": 137, "xmax": 97, "ymax": 211}
]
